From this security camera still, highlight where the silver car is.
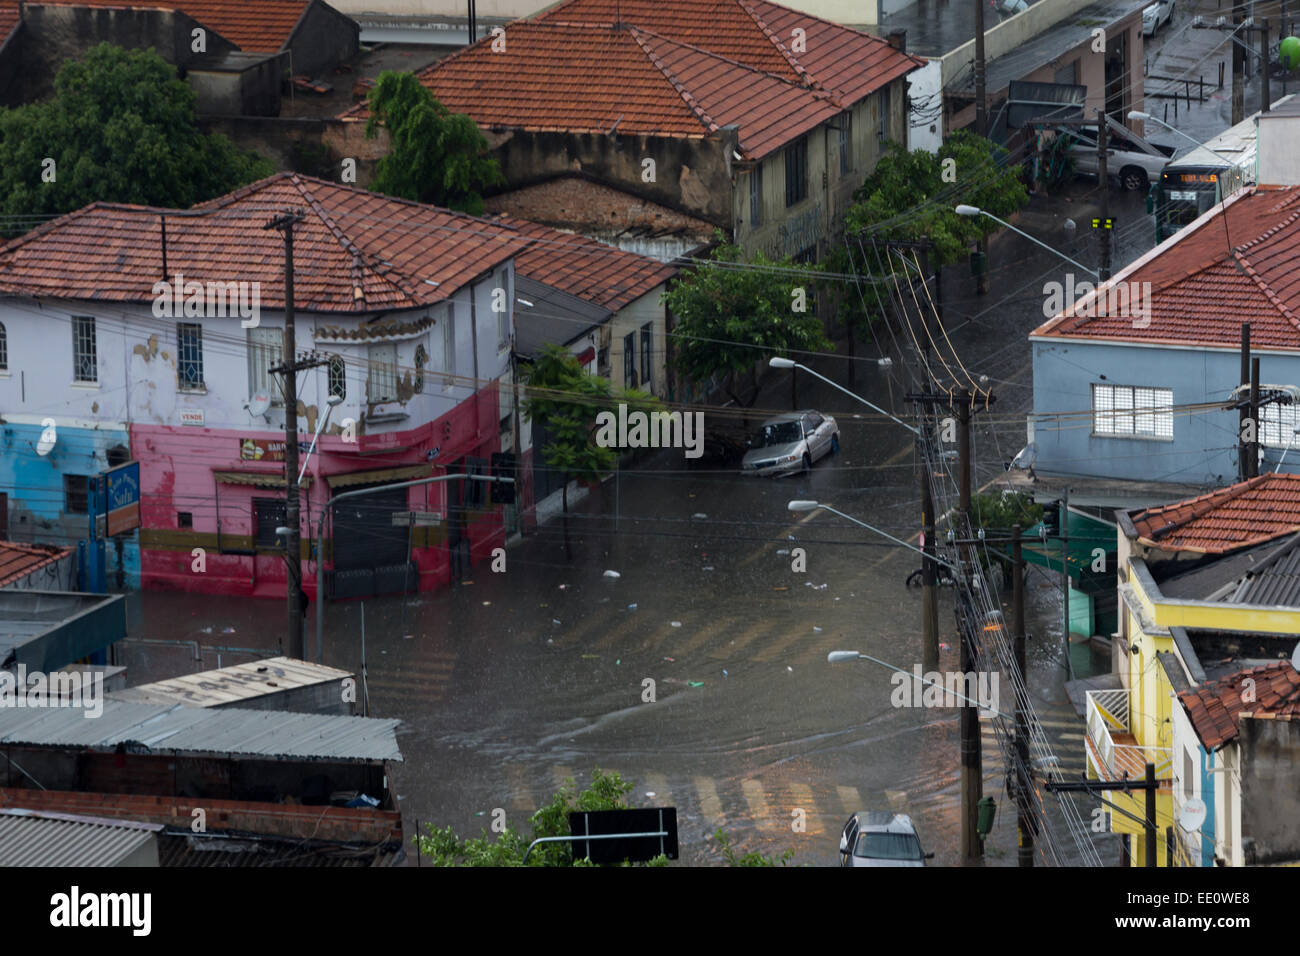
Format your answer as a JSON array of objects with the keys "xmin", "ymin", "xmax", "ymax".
[
  {"xmin": 839, "ymin": 812, "xmax": 933, "ymax": 867},
  {"xmin": 741, "ymin": 410, "xmax": 839, "ymax": 477}
]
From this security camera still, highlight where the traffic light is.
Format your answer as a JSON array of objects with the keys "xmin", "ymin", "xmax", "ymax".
[
  {"xmin": 490, "ymin": 452, "xmax": 516, "ymax": 504},
  {"xmin": 1042, "ymin": 500, "xmax": 1061, "ymax": 536}
]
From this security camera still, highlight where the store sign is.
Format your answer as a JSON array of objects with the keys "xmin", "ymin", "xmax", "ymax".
[
  {"xmin": 180, "ymin": 408, "xmax": 205, "ymax": 426},
  {"xmin": 239, "ymin": 438, "xmax": 286, "ymax": 461},
  {"xmin": 94, "ymin": 461, "xmax": 141, "ymax": 538}
]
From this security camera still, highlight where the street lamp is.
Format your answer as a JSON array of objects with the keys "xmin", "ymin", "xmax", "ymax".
[
  {"xmin": 1126, "ymin": 110, "xmax": 1205, "ymax": 151},
  {"xmin": 297, "ymin": 393, "xmax": 344, "ymax": 486},
  {"xmin": 768, "ymin": 357, "xmax": 919, "ymax": 435},
  {"xmin": 788, "ymin": 499, "xmax": 961, "ymax": 574},
  {"xmin": 954, "ymin": 205, "xmax": 1099, "ymax": 279},
  {"xmin": 826, "ymin": 649, "xmax": 1001, "ymax": 716}
]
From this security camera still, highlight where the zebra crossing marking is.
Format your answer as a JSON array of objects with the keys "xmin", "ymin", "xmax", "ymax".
[
  {"xmin": 741, "ymin": 779, "xmax": 779, "ymax": 832},
  {"xmin": 694, "ymin": 776, "xmax": 725, "ymax": 830}
]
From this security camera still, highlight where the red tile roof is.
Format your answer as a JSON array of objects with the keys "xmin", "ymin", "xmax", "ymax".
[
  {"xmin": 0, "ymin": 542, "xmax": 72, "ymax": 588},
  {"xmin": 537, "ymin": 0, "xmax": 921, "ymax": 103},
  {"xmin": 1178, "ymin": 661, "xmax": 1300, "ymax": 750},
  {"xmin": 1127, "ymin": 473, "xmax": 1300, "ymax": 554},
  {"xmin": 7, "ymin": 0, "xmax": 314, "ymax": 54},
  {"xmin": 1033, "ymin": 186, "xmax": 1300, "ymax": 351},
  {"xmin": 0, "ymin": 173, "xmax": 532, "ymax": 313},
  {"xmin": 493, "ymin": 215, "xmax": 677, "ymax": 312},
  {"xmin": 0, "ymin": 3, "xmax": 20, "ymax": 46},
  {"xmin": 344, "ymin": 20, "xmax": 851, "ymax": 160}
]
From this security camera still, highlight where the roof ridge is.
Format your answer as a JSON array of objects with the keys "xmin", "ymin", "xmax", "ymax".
[
  {"xmin": 628, "ymin": 27, "xmax": 722, "ymax": 136},
  {"xmin": 734, "ymin": 0, "xmax": 816, "ymax": 88},
  {"xmin": 1137, "ymin": 473, "xmax": 1275, "ymax": 542}
]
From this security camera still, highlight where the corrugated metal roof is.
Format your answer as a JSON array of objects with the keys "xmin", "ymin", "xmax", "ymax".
[
  {"xmin": 0, "ymin": 808, "xmax": 160, "ymax": 867},
  {"xmin": 110, "ymin": 656, "xmax": 352, "ymax": 709},
  {"xmin": 1230, "ymin": 532, "xmax": 1300, "ymax": 606},
  {"xmin": 0, "ymin": 700, "xmax": 402, "ymax": 763}
]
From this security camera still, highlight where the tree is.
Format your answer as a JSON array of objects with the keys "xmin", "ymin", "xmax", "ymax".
[
  {"xmin": 364, "ymin": 71, "xmax": 504, "ymax": 215},
  {"xmin": 662, "ymin": 240, "xmax": 833, "ymax": 407},
  {"xmin": 0, "ymin": 44, "xmax": 273, "ymax": 234},
  {"xmin": 521, "ymin": 345, "xmax": 655, "ymax": 514}
]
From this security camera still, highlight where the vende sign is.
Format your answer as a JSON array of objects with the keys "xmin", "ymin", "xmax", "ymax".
[{"xmin": 179, "ymin": 408, "xmax": 205, "ymax": 426}]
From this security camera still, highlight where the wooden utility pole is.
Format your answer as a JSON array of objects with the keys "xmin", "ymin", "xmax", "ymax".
[
  {"xmin": 1011, "ymin": 524, "xmax": 1033, "ymax": 866},
  {"xmin": 1262, "ymin": 19, "xmax": 1272, "ymax": 113},
  {"xmin": 1097, "ymin": 110, "xmax": 1111, "ymax": 281},
  {"xmin": 1233, "ymin": 2, "xmax": 1246, "ymax": 124},
  {"xmin": 955, "ymin": 388, "xmax": 982, "ymax": 864},
  {"xmin": 1061, "ymin": 487, "xmax": 1073, "ymax": 680},
  {"xmin": 921, "ymin": 454, "xmax": 939, "ymax": 673},
  {"xmin": 1249, "ymin": 356, "xmax": 1261, "ymax": 479},
  {"xmin": 974, "ymin": 0, "xmax": 989, "ymax": 295}
]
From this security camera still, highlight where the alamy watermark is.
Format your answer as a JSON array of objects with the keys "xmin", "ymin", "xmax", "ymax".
[
  {"xmin": 890, "ymin": 665, "xmax": 999, "ymax": 717},
  {"xmin": 0, "ymin": 665, "xmax": 104, "ymax": 718},
  {"xmin": 595, "ymin": 403, "xmax": 704, "ymax": 459},
  {"xmin": 152, "ymin": 272, "xmax": 261, "ymax": 328},
  {"xmin": 1043, "ymin": 274, "xmax": 1152, "ymax": 328}
]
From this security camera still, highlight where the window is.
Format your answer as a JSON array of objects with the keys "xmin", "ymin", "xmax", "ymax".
[
  {"xmin": 0, "ymin": 321, "xmax": 7, "ymax": 370},
  {"xmin": 749, "ymin": 165, "xmax": 763, "ymax": 226},
  {"xmin": 785, "ymin": 137, "xmax": 808, "ymax": 207},
  {"xmin": 1092, "ymin": 384, "xmax": 1174, "ymax": 438},
  {"xmin": 64, "ymin": 474, "xmax": 89, "ymax": 514},
  {"xmin": 1183, "ymin": 748, "xmax": 1194, "ymax": 800},
  {"xmin": 839, "ymin": 110, "xmax": 853, "ymax": 174},
  {"xmin": 72, "ymin": 315, "xmax": 97, "ymax": 383},
  {"xmin": 328, "ymin": 355, "xmax": 346, "ymax": 400},
  {"xmin": 247, "ymin": 327, "xmax": 283, "ymax": 405},
  {"xmin": 367, "ymin": 343, "xmax": 398, "ymax": 403},
  {"xmin": 878, "ymin": 87, "xmax": 891, "ymax": 146},
  {"xmin": 1054, "ymin": 59, "xmax": 1079, "ymax": 86},
  {"xmin": 1261, "ymin": 400, "xmax": 1300, "ymax": 448},
  {"xmin": 639, "ymin": 323, "xmax": 652, "ymax": 391},
  {"xmin": 253, "ymin": 497, "xmax": 287, "ymax": 549},
  {"xmin": 177, "ymin": 511, "xmax": 193, "ymax": 529},
  {"xmin": 443, "ymin": 304, "xmax": 457, "ymax": 388},
  {"xmin": 624, "ymin": 331, "xmax": 636, "ymax": 388},
  {"xmin": 177, "ymin": 323, "xmax": 203, "ymax": 390},
  {"xmin": 496, "ymin": 294, "xmax": 510, "ymax": 352},
  {"xmin": 414, "ymin": 344, "xmax": 427, "ymax": 394}
]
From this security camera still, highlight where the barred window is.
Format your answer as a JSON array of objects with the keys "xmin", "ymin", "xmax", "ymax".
[
  {"xmin": 328, "ymin": 355, "xmax": 346, "ymax": 400},
  {"xmin": 0, "ymin": 321, "xmax": 7, "ymax": 370},
  {"xmin": 623, "ymin": 331, "xmax": 636, "ymax": 388},
  {"xmin": 368, "ymin": 343, "xmax": 398, "ymax": 403},
  {"xmin": 72, "ymin": 315, "xmax": 97, "ymax": 383},
  {"xmin": 878, "ymin": 87, "xmax": 891, "ymax": 145},
  {"xmin": 443, "ymin": 304, "xmax": 457, "ymax": 389},
  {"xmin": 639, "ymin": 323, "xmax": 652, "ymax": 390},
  {"xmin": 1092, "ymin": 384, "xmax": 1173, "ymax": 438},
  {"xmin": 177, "ymin": 323, "xmax": 203, "ymax": 390},
  {"xmin": 1261, "ymin": 400, "xmax": 1300, "ymax": 448},
  {"xmin": 247, "ymin": 327, "xmax": 283, "ymax": 405},
  {"xmin": 750, "ymin": 165, "xmax": 763, "ymax": 226},
  {"xmin": 414, "ymin": 344, "xmax": 427, "ymax": 394},
  {"xmin": 785, "ymin": 137, "xmax": 808, "ymax": 207},
  {"xmin": 840, "ymin": 110, "xmax": 853, "ymax": 174}
]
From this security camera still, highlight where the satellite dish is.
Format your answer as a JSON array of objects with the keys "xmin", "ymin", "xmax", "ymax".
[
  {"xmin": 1178, "ymin": 797, "xmax": 1207, "ymax": 832},
  {"xmin": 1290, "ymin": 640, "xmax": 1300, "ymax": 672},
  {"xmin": 245, "ymin": 392, "xmax": 271, "ymax": 417},
  {"xmin": 36, "ymin": 418, "xmax": 57, "ymax": 457}
]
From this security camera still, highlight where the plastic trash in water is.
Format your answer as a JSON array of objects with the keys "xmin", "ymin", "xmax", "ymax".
[
  {"xmin": 776, "ymin": 549, "xmax": 790, "ymax": 556},
  {"xmin": 552, "ymin": 619, "xmax": 562, "ymax": 625},
  {"xmin": 603, "ymin": 570, "xmax": 621, "ymax": 579},
  {"xmin": 688, "ymin": 681, "xmax": 705, "ymax": 687},
  {"xmin": 671, "ymin": 621, "xmax": 682, "ymax": 627},
  {"xmin": 547, "ymin": 638, "xmax": 554, "ymax": 644},
  {"xmin": 558, "ymin": 584, "xmax": 569, "ymax": 590},
  {"xmin": 813, "ymin": 626, "xmax": 823, "ymax": 633},
  {"xmin": 663, "ymin": 657, "xmax": 675, "ymax": 662},
  {"xmin": 221, "ymin": 627, "xmax": 236, "ymax": 634},
  {"xmin": 627, "ymin": 603, "xmax": 638, "ymax": 610},
  {"xmin": 722, "ymin": 669, "xmax": 728, "ymax": 677},
  {"xmin": 787, "ymin": 666, "xmax": 794, "ymax": 672},
  {"xmin": 702, "ymin": 566, "xmax": 714, "ymax": 571},
  {"xmin": 403, "ymin": 634, "xmax": 414, "ymax": 640},
  {"xmin": 693, "ymin": 513, "xmax": 707, "ymax": 519},
  {"xmin": 482, "ymin": 601, "xmax": 491, "ymax": 606},
  {"xmin": 616, "ymin": 659, "xmax": 620, "ymax": 665}
]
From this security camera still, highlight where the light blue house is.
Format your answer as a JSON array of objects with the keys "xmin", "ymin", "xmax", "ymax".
[{"xmin": 1028, "ymin": 185, "xmax": 1300, "ymax": 506}]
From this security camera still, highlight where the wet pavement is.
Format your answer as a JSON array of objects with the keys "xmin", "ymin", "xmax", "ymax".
[{"xmin": 115, "ymin": 177, "xmax": 1163, "ymax": 866}]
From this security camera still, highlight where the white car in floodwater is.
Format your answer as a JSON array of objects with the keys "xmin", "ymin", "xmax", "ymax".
[{"xmin": 741, "ymin": 410, "xmax": 839, "ymax": 477}]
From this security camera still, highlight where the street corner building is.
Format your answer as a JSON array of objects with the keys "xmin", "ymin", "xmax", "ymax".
[{"xmin": 0, "ymin": 172, "xmax": 543, "ymax": 600}]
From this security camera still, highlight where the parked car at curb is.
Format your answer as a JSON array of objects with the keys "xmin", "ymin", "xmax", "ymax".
[
  {"xmin": 839, "ymin": 812, "xmax": 934, "ymax": 867},
  {"xmin": 1055, "ymin": 118, "xmax": 1176, "ymax": 191},
  {"xmin": 1142, "ymin": 0, "xmax": 1174, "ymax": 36},
  {"xmin": 741, "ymin": 410, "xmax": 839, "ymax": 477}
]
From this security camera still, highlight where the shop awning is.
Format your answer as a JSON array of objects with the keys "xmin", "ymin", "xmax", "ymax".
[
  {"xmin": 326, "ymin": 464, "xmax": 430, "ymax": 491},
  {"xmin": 213, "ymin": 470, "xmax": 311, "ymax": 489}
]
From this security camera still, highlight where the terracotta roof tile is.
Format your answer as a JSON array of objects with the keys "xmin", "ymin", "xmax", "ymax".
[
  {"xmin": 0, "ymin": 542, "xmax": 72, "ymax": 588},
  {"xmin": 1177, "ymin": 661, "xmax": 1300, "ymax": 750},
  {"xmin": 0, "ymin": 3, "xmax": 19, "ymax": 45},
  {"xmin": 1033, "ymin": 186, "xmax": 1300, "ymax": 350},
  {"xmin": 1127, "ymin": 473, "xmax": 1300, "ymax": 554},
  {"xmin": 0, "ymin": 173, "xmax": 532, "ymax": 314},
  {"xmin": 7, "ymin": 0, "xmax": 313, "ymax": 54},
  {"xmin": 493, "ymin": 215, "xmax": 677, "ymax": 311},
  {"xmin": 344, "ymin": 20, "xmax": 855, "ymax": 159}
]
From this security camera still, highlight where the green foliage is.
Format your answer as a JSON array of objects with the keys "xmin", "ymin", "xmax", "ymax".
[
  {"xmin": 971, "ymin": 490, "xmax": 1043, "ymax": 532},
  {"xmin": 0, "ymin": 44, "xmax": 273, "ymax": 233},
  {"xmin": 713, "ymin": 829, "xmax": 795, "ymax": 866},
  {"xmin": 520, "ymin": 344, "xmax": 657, "ymax": 511},
  {"xmin": 364, "ymin": 71, "xmax": 504, "ymax": 214},
  {"xmin": 842, "ymin": 131, "xmax": 1029, "ymax": 267},
  {"xmin": 662, "ymin": 239, "xmax": 833, "ymax": 405}
]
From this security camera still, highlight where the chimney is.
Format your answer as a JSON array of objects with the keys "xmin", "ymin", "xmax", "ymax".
[{"xmin": 886, "ymin": 29, "xmax": 907, "ymax": 53}]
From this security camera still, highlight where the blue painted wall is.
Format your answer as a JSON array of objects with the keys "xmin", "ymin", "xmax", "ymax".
[
  {"xmin": 1032, "ymin": 340, "xmax": 1300, "ymax": 484},
  {"xmin": 0, "ymin": 422, "xmax": 140, "ymax": 590}
]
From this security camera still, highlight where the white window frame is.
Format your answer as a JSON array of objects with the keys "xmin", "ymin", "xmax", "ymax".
[
  {"xmin": 72, "ymin": 315, "xmax": 97, "ymax": 384},
  {"xmin": 0, "ymin": 320, "xmax": 7, "ymax": 371},
  {"xmin": 247, "ymin": 327, "xmax": 284, "ymax": 406},
  {"xmin": 1260, "ymin": 399, "xmax": 1300, "ymax": 448},
  {"xmin": 1092, "ymin": 383, "xmax": 1174, "ymax": 439},
  {"xmin": 442, "ymin": 303, "xmax": 457, "ymax": 390},
  {"xmin": 367, "ymin": 343, "xmax": 398, "ymax": 404},
  {"xmin": 177, "ymin": 322, "xmax": 204, "ymax": 392}
]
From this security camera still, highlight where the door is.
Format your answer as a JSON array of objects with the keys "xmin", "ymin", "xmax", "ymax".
[
  {"xmin": 446, "ymin": 460, "xmax": 471, "ymax": 583},
  {"xmin": 330, "ymin": 483, "xmax": 411, "ymax": 597}
]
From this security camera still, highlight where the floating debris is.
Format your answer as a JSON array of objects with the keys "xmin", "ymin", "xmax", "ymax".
[
  {"xmin": 688, "ymin": 681, "xmax": 705, "ymax": 687},
  {"xmin": 671, "ymin": 621, "xmax": 682, "ymax": 627},
  {"xmin": 602, "ymin": 570, "xmax": 621, "ymax": 579},
  {"xmin": 663, "ymin": 657, "xmax": 676, "ymax": 662},
  {"xmin": 581, "ymin": 654, "xmax": 600, "ymax": 659},
  {"xmin": 693, "ymin": 513, "xmax": 707, "ymax": 519},
  {"xmin": 627, "ymin": 603, "xmax": 638, "ymax": 610}
]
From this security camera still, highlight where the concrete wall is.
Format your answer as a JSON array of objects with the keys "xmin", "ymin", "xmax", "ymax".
[
  {"xmin": 941, "ymin": 0, "xmax": 1099, "ymax": 88},
  {"xmin": 1257, "ymin": 113, "xmax": 1300, "ymax": 186},
  {"xmin": 908, "ymin": 59, "xmax": 943, "ymax": 154},
  {"xmin": 1030, "ymin": 337, "xmax": 1300, "ymax": 485},
  {"xmin": 1239, "ymin": 715, "xmax": 1300, "ymax": 865},
  {"xmin": 189, "ymin": 55, "xmax": 287, "ymax": 117},
  {"xmin": 201, "ymin": 116, "xmax": 386, "ymax": 184},
  {"xmin": 289, "ymin": 0, "xmax": 362, "ymax": 79},
  {"xmin": 608, "ymin": 285, "xmax": 669, "ymax": 396}
]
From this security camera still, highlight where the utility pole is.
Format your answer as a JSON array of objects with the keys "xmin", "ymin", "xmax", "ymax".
[
  {"xmin": 1011, "ymin": 524, "xmax": 1033, "ymax": 866},
  {"xmin": 955, "ymin": 388, "xmax": 982, "ymax": 864},
  {"xmin": 974, "ymin": 0, "xmax": 989, "ymax": 296},
  {"xmin": 1262, "ymin": 19, "xmax": 1272, "ymax": 113},
  {"xmin": 1233, "ymin": 1, "xmax": 1246, "ymax": 124},
  {"xmin": 1239, "ymin": 323, "xmax": 1251, "ymax": 481},
  {"xmin": 1249, "ymin": 356, "xmax": 1261, "ymax": 479},
  {"xmin": 265, "ymin": 210, "xmax": 321, "ymax": 660},
  {"xmin": 1097, "ymin": 110, "xmax": 1111, "ymax": 281},
  {"xmin": 1061, "ymin": 486, "xmax": 1073, "ymax": 680},
  {"xmin": 921, "ymin": 449, "xmax": 939, "ymax": 673}
]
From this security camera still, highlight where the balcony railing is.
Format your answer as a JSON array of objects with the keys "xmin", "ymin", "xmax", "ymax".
[{"xmin": 1086, "ymin": 689, "xmax": 1173, "ymax": 783}]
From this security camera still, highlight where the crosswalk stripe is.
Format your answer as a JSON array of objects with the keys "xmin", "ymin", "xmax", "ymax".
[
  {"xmin": 884, "ymin": 790, "xmax": 908, "ymax": 812},
  {"xmin": 837, "ymin": 785, "xmax": 861, "ymax": 815},
  {"xmin": 505, "ymin": 763, "xmax": 534, "ymax": 813},
  {"xmin": 787, "ymin": 783, "xmax": 824, "ymax": 835},
  {"xmin": 694, "ymin": 777, "xmax": 725, "ymax": 830},
  {"xmin": 643, "ymin": 773, "xmax": 672, "ymax": 806},
  {"xmin": 591, "ymin": 612, "xmax": 656, "ymax": 651},
  {"xmin": 741, "ymin": 780, "xmax": 778, "ymax": 832},
  {"xmin": 752, "ymin": 626, "xmax": 810, "ymax": 663},
  {"xmin": 552, "ymin": 765, "xmax": 575, "ymax": 793},
  {"xmin": 552, "ymin": 614, "xmax": 611, "ymax": 648},
  {"xmin": 708, "ymin": 618, "xmax": 779, "ymax": 660},
  {"xmin": 668, "ymin": 618, "xmax": 738, "ymax": 658}
]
